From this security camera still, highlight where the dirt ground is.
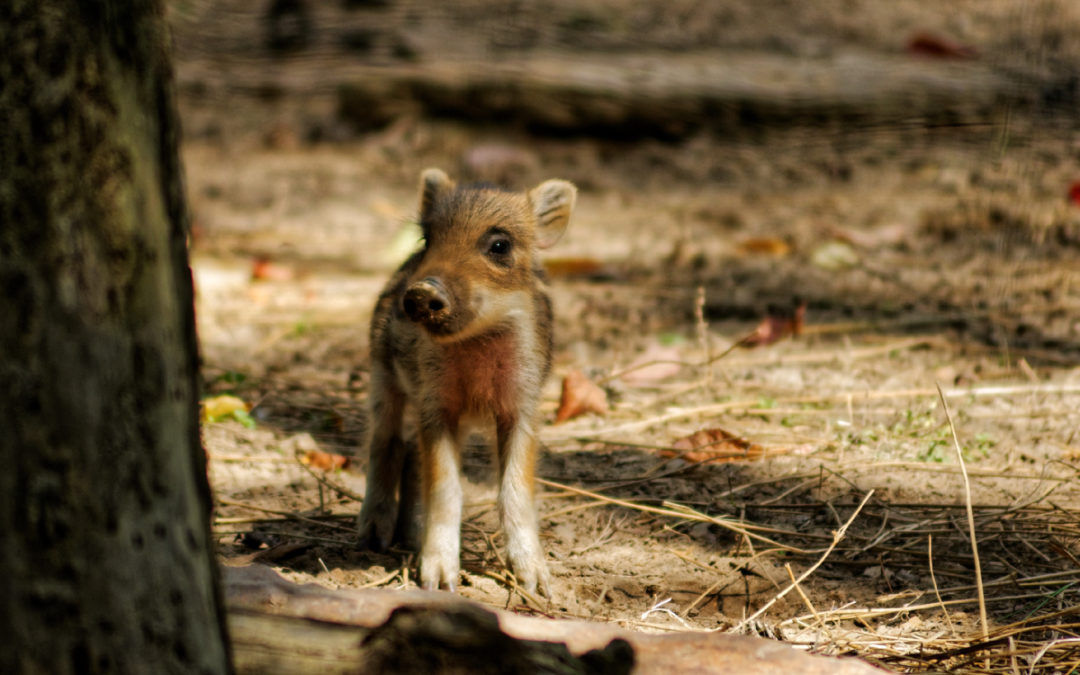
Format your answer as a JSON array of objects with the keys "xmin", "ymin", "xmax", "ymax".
[{"xmin": 176, "ymin": 2, "xmax": 1080, "ymax": 671}]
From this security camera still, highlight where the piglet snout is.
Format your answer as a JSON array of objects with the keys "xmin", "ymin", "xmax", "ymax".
[{"xmin": 403, "ymin": 277, "xmax": 451, "ymax": 326}]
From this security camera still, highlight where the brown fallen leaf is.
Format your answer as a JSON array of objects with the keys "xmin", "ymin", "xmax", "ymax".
[
  {"xmin": 251, "ymin": 257, "xmax": 296, "ymax": 282},
  {"xmin": 665, "ymin": 427, "xmax": 765, "ymax": 463},
  {"xmin": 1069, "ymin": 180, "xmax": 1080, "ymax": 207},
  {"xmin": 554, "ymin": 370, "xmax": 608, "ymax": 424},
  {"xmin": 907, "ymin": 32, "xmax": 977, "ymax": 60},
  {"xmin": 741, "ymin": 304, "xmax": 805, "ymax": 348},
  {"xmin": 301, "ymin": 449, "xmax": 351, "ymax": 471},
  {"xmin": 737, "ymin": 237, "xmax": 790, "ymax": 257}
]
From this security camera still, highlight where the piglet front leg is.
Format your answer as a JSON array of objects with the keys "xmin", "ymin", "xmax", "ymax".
[
  {"xmin": 497, "ymin": 416, "xmax": 550, "ymax": 596},
  {"xmin": 418, "ymin": 426, "xmax": 463, "ymax": 592}
]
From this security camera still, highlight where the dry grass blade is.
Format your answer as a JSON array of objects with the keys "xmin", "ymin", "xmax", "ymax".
[
  {"xmin": 937, "ymin": 383, "xmax": 989, "ymax": 644},
  {"xmin": 731, "ymin": 489, "xmax": 874, "ymax": 633},
  {"xmin": 928, "ymin": 535, "xmax": 957, "ymax": 638},
  {"xmin": 1028, "ymin": 638, "xmax": 1080, "ymax": 674},
  {"xmin": 536, "ymin": 477, "xmax": 806, "ymax": 552}
]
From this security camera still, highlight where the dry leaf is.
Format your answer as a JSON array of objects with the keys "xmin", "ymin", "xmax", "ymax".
[
  {"xmin": 742, "ymin": 304, "xmax": 805, "ymax": 348},
  {"xmin": 907, "ymin": 32, "xmax": 977, "ymax": 59},
  {"xmin": 301, "ymin": 449, "xmax": 351, "ymax": 471},
  {"xmin": 664, "ymin": 427, "xmax": 764, "ymax": 463},
  {"xmin": 826, "ymin": 223, "xmax": 911, "ymax": 249},
  {"xmin": 737, "ymin": 237, "xmax": 790, "ymax": 257},
  {"xmin": 554, "ymin": 370, "xmax": 608, "ymax": 423},
  {"xmin": 810, "ymin": 240, "xmax": 859, "ymax": 270},
  {"xmin": 543, "ymin": 257, "xmax": 608, "ymax": 279},
  {"xmin": 1069, "ymin": 181, "xmax": 1080, "ymax": 207},
  {"xmin": 251, "ymin": 257, "xmax": 295, "ymax": 282},
  {"xmin": 202, "ymin": 395, "xmax": 248, "ymax": 421}
]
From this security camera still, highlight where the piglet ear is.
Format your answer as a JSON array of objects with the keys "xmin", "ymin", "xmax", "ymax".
[
  {"xmin": 418, "ymin": 168, "xmax": 454, "ymax": 221},
  {"xmin": 529, "ymin": 179, "xmax": 576, "ymax": 249}
]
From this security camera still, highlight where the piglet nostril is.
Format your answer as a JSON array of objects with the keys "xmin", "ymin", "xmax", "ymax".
[
  {"xmin": 428, "ymin": 298, "xmax": 444, "ymax": 313},
  {"xmin": 403, "ymin": 296, "xmax": 419, "ymax": 318}
]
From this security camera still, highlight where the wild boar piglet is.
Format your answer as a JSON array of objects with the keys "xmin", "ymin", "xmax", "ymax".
[{"xmin": 356, "ymin": 168, "xmax": 576, "ymax": 594}]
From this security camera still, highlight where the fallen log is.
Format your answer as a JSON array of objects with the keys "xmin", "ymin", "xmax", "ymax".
[
  {"xmin": 177, "ymin": 50, "xmax": 1038, "ymax": 141},
  {"xmin": 224, "ymin": 565, "xmax": 884, "ymax": 674}
]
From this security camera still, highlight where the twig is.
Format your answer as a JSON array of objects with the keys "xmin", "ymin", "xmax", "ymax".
[
  {"xmin": 928, "ymin": 534, "xmax": 957, "ymax": 637},
  {"xmin": 787, "ymin": 592, "xmax": 1080, "ymax": 626},
  {"xmin": 207, "ymin": 453, "xmax": 297, "ymax": 463},
  {"xmin": 293, "ymin": 450, "xmax": 364, "ymax": 502},
  {"xmin": 214, "ymin": 513, "xmax": 353, "ymax": 526},
  {"xmin": 785, "ymin": 562, "xmax": 824, "ymax": 633},
  {"xmin": 695, "ymin": 285, "xmax": 712, "ymax": 387},
  {"xmin": 681, "ymin": 578, "xmax": 726, "ymax": 619},
  {"xmin": 641, "ymin": 598, "xmax": 694, "ymax": 629},
  {"xmin": 937, "ymin": 383, "xmax": 989, "ymax": 644},
  {"xmin": 596, "ymin": 328, "xmax": 748, "ymax": 387},
  {"xmin": 541, "ymin": 500, "xmax": 609, "ymax": 521},
  {"xmin": 216, "ymin": 497, "xmax": 356, "ymax": 533},
  {"xmin": 481, "ymin": 570, "xmax": 547, "ymax": 613},
  {"xmin": 359, "ymin": 567, "xmax": 404, "ymax": 589},
  {"xmin": 462, "ymin": 520, "xmax": 509, "ymax": 572},
  {"xmin": 731, "ymin": 489, "xmax": 874, "ymax": 633}
]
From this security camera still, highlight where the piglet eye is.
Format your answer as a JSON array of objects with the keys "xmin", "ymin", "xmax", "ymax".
[{"xmin": 488, "ymin": 238, "xmax": 511, "ymax": 256}]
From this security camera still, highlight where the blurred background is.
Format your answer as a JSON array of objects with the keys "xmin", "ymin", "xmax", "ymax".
[{"xmin": 173, "ymin": 0, "xmax": 1080, "ymax": 366}]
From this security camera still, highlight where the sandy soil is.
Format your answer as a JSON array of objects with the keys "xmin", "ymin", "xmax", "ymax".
[{"xmin": 175, "ymin": 1, "xmax": 1080, "ymax": 671}]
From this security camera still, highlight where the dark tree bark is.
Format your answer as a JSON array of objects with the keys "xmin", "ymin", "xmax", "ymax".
[{"xmin": 0, "ymin": 2, "xmax": 229, "ymax": 673}]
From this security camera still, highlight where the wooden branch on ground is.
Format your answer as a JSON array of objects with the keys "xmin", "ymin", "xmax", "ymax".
[{"xmin": 223, "ymin": 565, "xmax": 884, "ymax": 674}]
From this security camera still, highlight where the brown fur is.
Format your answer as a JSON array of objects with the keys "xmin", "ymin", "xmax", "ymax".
[
  {"xmin": 437, "ymin": 330, "xmax": 518, "ymax": 430},
  {"xmin": 356, "ymin": 169, "xmax": 576, "ymax": 594}
]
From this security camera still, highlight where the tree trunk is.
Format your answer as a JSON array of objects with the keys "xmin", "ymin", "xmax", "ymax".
[{"xmin": 0, "ymin": 2, "xmax": 229, "ymax": 673}]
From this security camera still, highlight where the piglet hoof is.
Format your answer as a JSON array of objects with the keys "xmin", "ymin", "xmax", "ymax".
[
  {"xmin": 420, "ymin": 550, "xmax": 460, "ymax": 592},
  {"xmin": 355, "ymin": 509, "xmax": 395, "ymax": 553},
  {"xmin": 510, "ymin": 552, "xmax": 552, "ymax": 598}
]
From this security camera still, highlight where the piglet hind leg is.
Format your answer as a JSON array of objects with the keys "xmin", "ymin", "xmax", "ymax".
[
  {"xmin": 392, "ymin": 440, "xmax": 423, "ymax": 550},
  {"xmin": 356, "ymin": 368, "xmax": 405, "ymax": 552},
  {"xmin": 497, "ymin": 417, "xmax": 551, "ymax": 596},
  {"xmin": 419, "ymin": 427, "xmax": 464, "ymax": 592}
]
